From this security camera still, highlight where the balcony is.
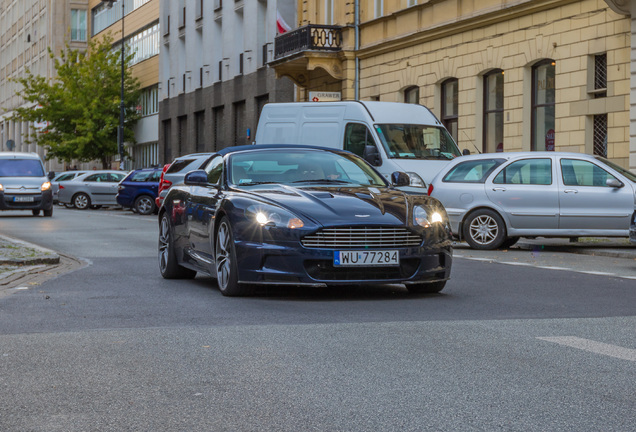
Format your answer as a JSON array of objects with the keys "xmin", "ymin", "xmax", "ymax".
[{"xmin": 274, "ymin": 25, "xmax": 343, "ymax": 60}]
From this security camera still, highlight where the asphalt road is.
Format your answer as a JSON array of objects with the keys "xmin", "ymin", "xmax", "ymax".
[{"xmin": 1, "ymin": 207, "xmax": 635, "ymax": 431}]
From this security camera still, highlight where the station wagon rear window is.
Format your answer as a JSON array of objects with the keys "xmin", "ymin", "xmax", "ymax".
[{"xmin": 442, "ymin": 158, "xmax": 505, "ymax": 183}]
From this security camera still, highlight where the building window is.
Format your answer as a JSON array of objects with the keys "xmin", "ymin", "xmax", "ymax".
[
  {"xmin": 441, "ymin": 78, "xmax": 458, "ymax": 143},
  {"xmin": 408, "ymin": 0, "xmax": 418, "ymax": 6},
  {"xmin": 139, "ymin": 85, "xmax": 159, "ymax": 116},
  {"xmin": 484, "ymin": 69, "xmax": 504, "ymax": 153},
  {"xmin": 404, "ymin": 86, "xmax": 419, "ymax": 104},
  {"xmin": 532, "ymin": 60, "xmax": 556, "ymax": 151},
  {"xmin": 195, "ymin": 111, "xmax": 205, "ymax": 153},
  {"xmin": 127, "ymin": 23, "xmax": 160, "ymax": 66},
  {"xmin": 213, "ymin": 106, "xmax": 224, "ymax": 152},
  {"xmin": 71, "ymin": 9, "xmax": 87, "ymax": 41},
  {"xmin": 233, "ymin": 101, "xmax": 246, "ymax": 146},
  {"xmin": 593, "ymin": 114, "xmax": 608, "ymax": 157},
  {"xmin": 592, "ymin": 53, "xmax": 607, "ymax": 98},
  {"xmin": 374, "ymin": 0, "xmax": 383, "ymax": 18},
  {"xmin": 195, "ymin": 0, "xmax": 203, "ymax": 20},
  {"xmin": 178, "ymin": 0, "xmax": 186, "ymax": 28},
  {"xmin": 163, "ymin": 120, "xmax": 172, "ymax": 162},
  {"xmin": 178, "ymin": 115, "xmax": 187, "ymax": 154}
]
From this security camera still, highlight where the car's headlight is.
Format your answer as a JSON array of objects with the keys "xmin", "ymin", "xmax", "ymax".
[
  {"xmin": 0, "ymin": 183, "xmax": 3, "ymax": 192},
  {"xmin": 247, "ymin": 204, "xmax": 304, "ymax": 229},
  {"xmin": 414, "ymin": 205, "xmax": 447, "ymax": 228},
  {"xmin": 41, "ymin": 181, "xmax": 51, "ymax": 191},
  {"xmin": 406, "ymin": 172, "xmax": 426, "ymax": 188}
]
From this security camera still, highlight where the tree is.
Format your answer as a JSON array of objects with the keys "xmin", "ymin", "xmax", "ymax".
[{"xmin": 13, "ymin": 34, "xmax": 141, "ymax": 169}]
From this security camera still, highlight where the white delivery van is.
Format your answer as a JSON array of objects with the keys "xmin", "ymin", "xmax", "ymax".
[{"xmin": 254, "ymin": 101, "xmax": 463, "ymax": 190}]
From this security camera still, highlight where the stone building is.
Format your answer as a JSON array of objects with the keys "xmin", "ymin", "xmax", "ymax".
[
  {"xmin": 272, "ymin": 0, "xmax": 634, "ymax": 169},
  {"xmin": 0, "ymin": 0, "xmax": 89, "ymax": 171},
  {"xmin": 158, "ymin": 0, "xmax": 295, "ymax": 163}
]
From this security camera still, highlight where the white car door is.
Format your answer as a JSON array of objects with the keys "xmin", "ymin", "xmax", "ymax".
[
  {"xmin": 557, "ymin": 157, "xmax": 633, "ymax": 232},
  {"xmin": 485, "ymin": 157, "xmax": 559, "ymax": 230}
]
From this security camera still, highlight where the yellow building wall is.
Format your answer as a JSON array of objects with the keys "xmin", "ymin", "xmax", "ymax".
[{"xmin": 351, "ymin": 0, "xmax": 630, "ymax": 164}]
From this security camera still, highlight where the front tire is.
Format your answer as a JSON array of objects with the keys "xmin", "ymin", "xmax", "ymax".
[
  {"xmin": 43, "ymin": 207, "xmax": 53, "ymax": 217},
  {"xmin": 73, "ymin": 193, "xmax": 91, "ymax": 210},
  {"xmin": 215, "ymin": 217, "xmax": 245, "ymax": 296},
  {"xmin": 406, "ymin": 281, "xmax": 446, "ymax": 294},
  {"xmin": 463, "ymin": 209, "xmax": 506, "ymax": 250},
  {"xmin": 32, "ymin": 209, "xmax": 40, "ymax": 216},
  {"xmin": 158, "ymin": 213, "xmax": 197, "ymax": 279},
  {"xmin": 134, "ymin": 195, "xmax": 155, "ymax": 215}
]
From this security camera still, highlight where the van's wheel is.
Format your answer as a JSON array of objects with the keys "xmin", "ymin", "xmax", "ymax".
[
  {"xmin": 32, "ymin": 209, "xmax": 40, "ymax": 216},
  {"xmin": 463, "ymin": 209, "xmax": 506, "ymax": 250},
  {"xmin": 73, "ymin": 193, "xmax": 91, "ymax": 210},
  {"xmin": 158, "ymin": 213, "xmax": 197, "ymax": 279},
  {"xmin": 215, "ymin": 217, "xmax": 246, "ymax": 296},
  {"xmin": 43, "ymin": 207, "xmax": 53, "ymax": 217},
  {"xmin": 406, "ymin": 281, "xmax": 446, "ymax": 294},
  {"xmin": 134, "ymin": 195, "xmax": 155, "ymax": 215}
]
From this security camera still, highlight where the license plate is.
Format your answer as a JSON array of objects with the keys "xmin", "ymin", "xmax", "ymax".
[
  {"xmin": 334, "ymin": 250, "xmax": 399, "ymax": 267},
  {"xmin": 13, "ymin": 196, "xmax": 34, "ymax": 202}
]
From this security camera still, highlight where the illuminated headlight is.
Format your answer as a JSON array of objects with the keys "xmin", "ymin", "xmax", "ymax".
[
  {"xmin": 0, "ymin": 183, "xmax": 3, "ymax": 192},
  {"xmin": 414, "ymin": 205, "xmax": 447, "ymax": 228},
  {"xmin": 248, "ymin": 205, "xmax": 304, "ymax": 229},
  {"xmin": 41, "ymin": 181, "xmax": 51, "ymax": 191},
  {"xmin": 406, "ymin": 172, "xmax": 426, "ymax": 188}
]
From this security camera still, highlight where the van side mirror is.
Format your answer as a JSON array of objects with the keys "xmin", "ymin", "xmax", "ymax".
[
  {"xmin": 184, "ymin": 170, "xmax": 209, "ymax": 186},
  {"xmin": 48, "ymin": 171, "xmax": 56, "ymax": 180},
  {"xmin": 462, "ymin": 149, "xmax": 471, "ymax": 156},
  {"xmin": 391, "ymin": 171, "xmax": 410, "ymax": 187},
  {"xmin": 363, "ymin": 145, "xmax": 381, "ymax": 166},
  {"xmin": 606, "ymin": 178, "xmax": 623, "ymax": 188}
]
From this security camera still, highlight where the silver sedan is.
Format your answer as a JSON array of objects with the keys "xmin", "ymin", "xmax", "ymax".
[
  {"xmin": 428, "ymin": 152, "xmax": 636, "ymax": 249},
  {"xmin": 57, "ymin": 170, "xmax": 128, "ymax": 210}
]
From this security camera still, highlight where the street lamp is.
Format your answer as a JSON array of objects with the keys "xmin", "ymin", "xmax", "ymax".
[{"xmin": 102, "ymin": 0, "xmax": 125, "ymax": 170}]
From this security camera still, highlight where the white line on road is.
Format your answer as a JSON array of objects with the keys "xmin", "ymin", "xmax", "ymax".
[{"xmin": 537, "ymin": 336, "xmax": 636, "ymax": 362}]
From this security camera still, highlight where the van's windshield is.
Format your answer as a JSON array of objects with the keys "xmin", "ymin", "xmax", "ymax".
[
  {"xmin": 375, "ymin": 124, "xmax": 461, "ymax": 160},
  {"xmin": 0, "ymin": 159, "xmax": 45, "ymax": 177}
]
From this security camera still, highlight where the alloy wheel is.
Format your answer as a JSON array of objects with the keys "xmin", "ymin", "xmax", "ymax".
[
  {"xmin": 469, "ymin": 214, "xmax": 499, "ymax": 246},
  {"xmin": 215, "ymin": 221, "xmax": 231, "ymax": 290},
  {"xmin": 158, "ymin": 215, "xmax": 170, "ymax": 274}
]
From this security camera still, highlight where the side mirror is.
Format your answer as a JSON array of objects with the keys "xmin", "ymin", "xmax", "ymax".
[
  {"xmin": 48, "ymin": 171, "xmax": 56, "ymax": 180},
  {"xmin": 462, "ymin": 149, "xmax": 471, "ymax": 156},
  {"xmin": 391, "ymin": 171, "xmax": 410, "ymax": 187},
  {"xmin": 606, "ymin": 178, "xmax": 624, "ymax": 188},
  {"xmin": 184, "ymin": 170, "xmax": 209, "ymax": 186},
  {"xmin": 363, "ymin": 145, "xmax": 381, "ymax": 166}
]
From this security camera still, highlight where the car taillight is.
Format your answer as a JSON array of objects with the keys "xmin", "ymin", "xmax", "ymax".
[
  {"xmin": 159, "ymin": 179, "xmax": 172, "ymax": 192},
  {"xmin": 59, "ymin": 185, "xmax": 64, "ymax": 189},
  {"xmin": 427, "ymin": 184, "xmax": 433, "ymax": 195}
]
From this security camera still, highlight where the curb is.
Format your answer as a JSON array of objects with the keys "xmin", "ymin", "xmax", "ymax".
[{"xmin": 0, "ymin": 234, "xmax": 60, "ymax": 266}]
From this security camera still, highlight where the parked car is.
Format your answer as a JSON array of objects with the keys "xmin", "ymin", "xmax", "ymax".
[
  {"xmin": 427, "ymin": 151, "xmax": 636, "ymax": 250},
  {"xmin": 116, "ymin": 167, "xmax": 161, "ymax": 215},
  {"xmin": 51, "ymin": 170, "xmax": 87, "ymax": 204},
  {"xmin": 158, "ymin": 144, "xmax": 453, "ymax": 296},
  {"xmin": 57, "ymin": 170, "xmax": 128, "ymax": 210},
  {"xmin": 155, "ymin": 152, "xmax": 214, "ymax": 208},
  {"xmin": 630, "ymin": 209, "xmax": 636, "ymax": 244},
  {"xmin": 0, "ymin": 152, "xmax": 54, "ymax": 217}
]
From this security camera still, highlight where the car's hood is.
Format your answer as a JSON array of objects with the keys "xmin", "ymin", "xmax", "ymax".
[{"xmin": 242, "ymin": 184, "xmax": 436, "ymax": 225}]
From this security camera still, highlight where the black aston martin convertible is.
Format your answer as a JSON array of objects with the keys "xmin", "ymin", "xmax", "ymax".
[{"xmin": 158, "ymin": 145, "xmax": 452, "ymax": 296}]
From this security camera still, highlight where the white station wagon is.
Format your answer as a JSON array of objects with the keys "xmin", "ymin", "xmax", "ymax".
[{"xmin": 427, "ymin": 152, "xmax": 636, "ymax": 250}]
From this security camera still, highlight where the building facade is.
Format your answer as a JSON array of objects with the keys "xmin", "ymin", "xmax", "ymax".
[
  {"xmin": 0, "ymin": 0, "xmax": 89, "ymax": 171},
  {"xmin": 158, "ymin": 0, "xmax": 295, "ymax": 164},
  {"xmin": 89, "ymin": 0, "xmax": 160, "ymax": 169},
  {"xmin": 272, "ymin": 0, "xmax": 634, "ymax": 169}
]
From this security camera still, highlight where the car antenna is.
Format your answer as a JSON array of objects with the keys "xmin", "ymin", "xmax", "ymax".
[{"xmin": 462, "ymin": 130, "xmax": 482, "ymax": 154}]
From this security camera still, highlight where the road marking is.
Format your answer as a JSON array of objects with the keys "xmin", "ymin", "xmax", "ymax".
[
  {"xmin": 537, "ymin": 336, "xmax": 636, "ymax": 362},
  {"xmin": 454, "ymin": 254, "xmax": 636, "ymax": 280}
]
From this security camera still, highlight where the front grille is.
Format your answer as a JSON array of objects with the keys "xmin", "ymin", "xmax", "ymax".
[{"xmin": 302, "ymin": 226, "xmax": 422, "ymax": 249}]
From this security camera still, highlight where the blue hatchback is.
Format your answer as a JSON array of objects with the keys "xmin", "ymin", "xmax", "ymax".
[{"xmin": 116, "ymin": 167, "xmax": 161, "ymax": 215}]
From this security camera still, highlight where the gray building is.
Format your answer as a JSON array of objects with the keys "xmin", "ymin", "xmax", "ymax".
[
  {"xmin": 0, "ymin": 0, "xmax": 89, "ymax": 171},
  {"xmin": 158, "ymin": 0, "xmax": 295, "ymax": 163}
]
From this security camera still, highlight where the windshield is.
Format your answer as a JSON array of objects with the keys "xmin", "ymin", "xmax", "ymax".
[
  {"xmin": 375, "ymin": 124, "xmax": 461, "ymax": 160},
  {"xmin": 0, "ymin": 159, "xmax": 45, "ymax": 177},
  {"xmin": 229, "ymin": 150, "xmax": 388, "ymax": 187},
  {"xmin": 594, "ymin": 156, "xmax": 636, "ymax": 182}
]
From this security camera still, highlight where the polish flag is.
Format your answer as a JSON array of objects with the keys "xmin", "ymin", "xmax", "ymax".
[{"xmin": 276, "ymin": 10, "xmax": 291, "ymax": 34}]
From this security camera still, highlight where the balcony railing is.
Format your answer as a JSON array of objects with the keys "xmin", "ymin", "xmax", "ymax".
[{"xmin": 274, "ymin": 25, "xmax": 343, "ymax": 60}]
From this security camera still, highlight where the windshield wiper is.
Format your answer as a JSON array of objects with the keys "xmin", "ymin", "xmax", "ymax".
[
  {"xmin": 290, "ymin": 179, "xmax": 351, "ymax": 184},
  {"xmin": 236, "ymin": 181, "xmax": 278, "ymax": 186}
]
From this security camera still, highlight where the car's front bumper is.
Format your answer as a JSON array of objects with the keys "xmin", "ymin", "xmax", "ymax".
[
  {"xmin": 0, "ymin": 191, "xmax": 53, "ymax": 211},
  {"xmin": 234, "ymin": 239, "xmax": 452, "ymax": 286}
]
